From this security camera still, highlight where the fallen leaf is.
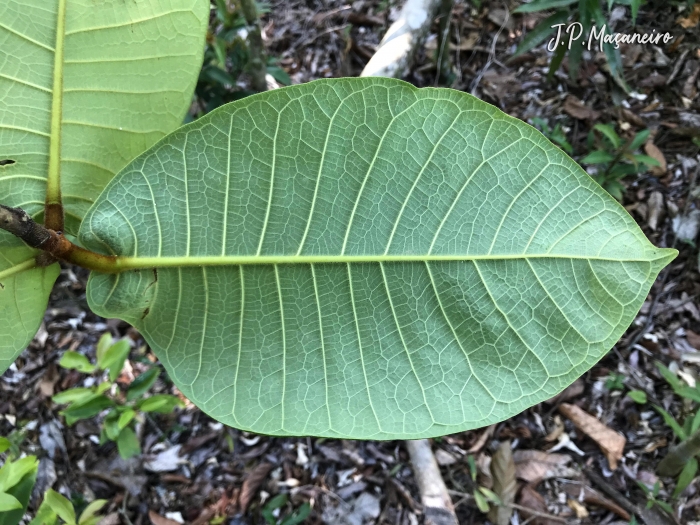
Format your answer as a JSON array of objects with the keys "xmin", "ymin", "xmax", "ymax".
[
  {"xmin": 672, "ymin": 209, "xmax": 700, "ymax": 241},
  {"xmin": 547, "ymin": 379, "xmax": 584, "ymax": 405},
  {"xmin": 513, "ymin": 450, "xmax": 578, "ymax": 483},
  {"xmin": 489, "ymin": 441, "xmax": 517, "ymax": 525},
  {"xmin": 517, "ymin": 485, "xmax": 561, "ymax": 525},
  {"xmin": 677, "ymin": 3, "xmax": 700, "ymax": 28},
  {"xmin": 647, "ymin": 191, "xmax": 665, "ymax": 231},
  {"xmin": 148, "ymin": 511, "xmax": 181, "ymax": 525},
  {"xmin": 562, "ymin": 484, "xmax": 630, "ymax": 520},
  {"xmin": 687, "ymin": 330, "xmax": 700, "ymax": 351},
  {"xmin": 563, "ymin": 96, "xmax": 600, "ymax": 121},
  {"xmin": 468, "ymin": 424, "xmax": 495, "ymax": 453},
  {"xmin": 567, "ymin": 499, "xmax": 589, "ymax": 518},
  {"xmin": 238, "ymin": 462, "xmax": 273, "ymax": 513},
  {"xmin": 644, "ymin": 142, "xmax": 667, "ymax": 176},
  {"xmin": 545, "ymin": 415, "xmax": 565, "ymax": 442},
  {"xmin": 144, "ymin": 445, "xmax": 184, "ymax": 473},
  {"xmin": 559, "ymin": 403, "xmax": 626, "ymax": 470}
]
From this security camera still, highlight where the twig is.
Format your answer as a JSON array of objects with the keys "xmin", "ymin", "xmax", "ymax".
[
  {"xmin": 470, "ymin": 2, "xmax": 508, "ymax": 94},
  {"xmin": 406, "ymin": 439, "xmax": 458, "ymax": 525},
  {"xmin": 446, "ymin": 490, "xmax": 568, "ymax": 523}
]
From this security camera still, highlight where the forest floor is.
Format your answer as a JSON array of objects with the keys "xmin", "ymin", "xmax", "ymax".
[{"xmin": 2, "ymin": 1, "xmax": 700, "ymax": 524}]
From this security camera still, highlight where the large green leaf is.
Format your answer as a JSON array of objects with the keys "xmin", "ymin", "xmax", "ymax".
[
  {"xmin": 0, "ymin": 0, "xmax": 209, "ymax": 374},
  {"xmin": 80, "ymin": 78, "xmax": 676, "ymax": 439}
]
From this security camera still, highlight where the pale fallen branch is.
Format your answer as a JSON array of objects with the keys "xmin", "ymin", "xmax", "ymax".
[
  {"xmin": 405, "ymin": 439, "xmax": 459, "ymax": 525},
  {"xmin": 360, "ymin": 0, "xmax": 444, "ymax": 78}
]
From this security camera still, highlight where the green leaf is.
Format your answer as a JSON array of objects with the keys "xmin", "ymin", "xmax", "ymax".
[
  {"xmin": 0, "ymin": 439, "xmax": 9, "ymax": 455},
  {"xmin": 0, "ymin": 465, "xmax": 37, "ymax": 525},
  {"xmin": 52, "ymin": 388, "xmax": 95, "ymax": 405},
  {"xmin": 593, "ymin": 124, "xmax": 621, "ymax": 149},
  {"xmin": 95, "ymin": 334, "xmax": 113, "ymax": 370},
  {"xmin": 59, "ymin": 352, "xmax": 95, "ymax": 374},
  {"xmin": 512, "ymin": 11, "xmax": 570, "ymax": 58},
  {"xmin": 654, "ymin": 406, "xmax": 687, "ymax": 441},
  {"xmin": 137, "ymin": 395, "xmax": 183, "ymax": 413},
  {"xmin": 629, "ymin": 130, "xmax": 650, "ymax": 152},
  {"xmin": 474, "ymin": 490, "xmax": 490, "ymax": 513},
  {"xmin": 100, "ymin": 340, "xmax": 130, "ymax": 381},
  {"xmin": 0, "ymin": 457, "xmax": 39, "ymax": 494},
  {"xmin": 126, "ymin": 368, "xmax": 159, "ymax": 401},
  {"xmin": 627, "ymin": 390, "xmax": 647, "ymax": 404},
  {"xmin": 0, "ymin": 0, "xmax": 209, "ymax": 376},
  {"xmin": 116, "ymin": 427, "xmax": 140, "ymax": 459},
  {"xmin": 0, "ymin": 493, "xmax": 22, "ymax": 512},
  {"xmin": 28, "ymin": 501, "xmax": 58, "ymax": 525},
  {"xmin": 581, "ymin": 151, "xmax": 615, "ymax": 164},
  {"xmin": 80, "ymin": 78, "xmax": 676, "ymax": 439},
  {"xmin": 44, "ymin": 490, "xmax": 75, "ymax": 525},
  {"xmin": 117, "ymin": 409, "xmax": 136, "ymax": 430},
  {"xmin": 0, "ymin": 247, "xmax": 60, "ymax": 373},
  {"xmin": 514, "ymin": 0, "xmax": 578, "ymax": 13},
  {"xmin": 673, "ymin": 457, "xmax": 697, "ymax": 498},
  {"xmin": 77, "ymin": 500, "xmax": 107, "ymax": 525},
  {"xmin": 60, "ymin": 395, "xmax": 114, "ymax": 425}
]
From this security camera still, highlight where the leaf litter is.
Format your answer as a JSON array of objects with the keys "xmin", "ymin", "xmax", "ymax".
[{"xmin": 1, "ymin": 0, "xmax": 699, "ymax": 523}]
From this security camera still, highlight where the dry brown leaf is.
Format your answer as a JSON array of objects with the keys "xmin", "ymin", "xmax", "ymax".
[
  {"xmin": 647, "ymin": 191, "xmax": 665, "ymax": 231},
  {"xmin": 547, "ymin": 379, "xmax": 584, "ymax": 405},
  {"xmin": 687, "ymin": 330, "xmax": 700, "ymax": 351},
  {"xmin": 544, "ymin": 415, "xmax": 565, "ymax": 442},
  {"xmin": 488, "ymin": 441, "xmax": 517, "ymax": 525},
  {"xmin": 677, "ymin": 4, "xmax": 700, "ymax": 28},
  {"xmin": 517, "ymin": 485, "xmax": 561, "ymax": 525},
  {"xmin": 644, "ymin": 143, "xmax": 667, "ymax": 176},
  {"xmin": 567, "ymin": 499, "xmax": 589, "ymax": 518},
  {"xmin": 562, "ymin": 483, "xmax": 630, "ymax": 520},
  {"xmin": 148, "ymin": 511, "xmax": 181, "ymax": 525},
  {"xmin": 468, "ymin": 424, "xmax": 495, "ymax": 453},
  {"xmin": 513, "ymin": 450, "xmax": 578, "ymax": 483},
  {"xmin": 559, "ymin": 403, "xmax": 626, "ymax": 470},
  {"xmin": 238, "ymin": 462, "xmax": 273, "ymax": 513},
  {"xmin": 563, "ymin": 96, "xmax": 600, "ymax": 121}
]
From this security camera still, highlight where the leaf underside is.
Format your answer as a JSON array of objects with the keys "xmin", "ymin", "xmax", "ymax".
[
  {"xmin": 81, "ymin": 78, "xmax": 675, "ymax": 439},
  {"xmin": 0, "ymin": 0, "xmax": 208, "ymax": 374}
]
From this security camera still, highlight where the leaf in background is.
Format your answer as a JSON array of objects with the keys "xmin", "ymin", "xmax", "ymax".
[
  {"xmin": 0, "ymin": 247, "xmax": 58, "ymax": 373},
  {"xmin": 81, "ymin": 78, "xmax": 675, "ymax": 439},
  {"xmin": 673, "ymin": 457, "xmax": 697, "ymax": 498},
  {"xmin": 511, "ymin": 11, "xmax": 570, "ymax": 59},
  {"xmin": 126, "ymin": 368, "xmax": 160, "ymax": 401},
  {"xmin": 488, "ymin": 441, "xmax": 516, "ymax": 525},
  {"xmin": 513, "ymin": 0, "xmax": 578, "ymax": 13},
  {"xmin": 44, "ymin": 490, "xmax": 75, "ymax": 525},
  {"xmin": 59, "ymin": 351, "xmax": 95, "ymax": 374},
  {"xmin": 0, "ymin": 0, "xmax": 209, "ymax": 376},
  {"xmin": 116, "ymin": 427, "xmax": 140, "ymax": 459}
]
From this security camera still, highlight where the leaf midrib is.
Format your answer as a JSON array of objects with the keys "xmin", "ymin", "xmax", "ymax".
[{"xmin": 109, "ymin": 252, "xmax": 670, "ymax": 272}]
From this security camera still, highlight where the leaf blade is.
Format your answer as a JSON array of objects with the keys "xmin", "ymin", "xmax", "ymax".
[{"xmin": 81, "ymin": 78, "xmax": 676, "ymax": 439}]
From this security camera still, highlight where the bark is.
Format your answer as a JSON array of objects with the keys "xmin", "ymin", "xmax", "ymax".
[{"xmin": 405, "ymin": 439, "xmax": 458, "ymax": 525}]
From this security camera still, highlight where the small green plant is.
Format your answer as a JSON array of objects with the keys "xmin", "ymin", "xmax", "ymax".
[
  {"xmin": 653, "ymin": 362, "xmax": 700, "ymax": 498},
  {"xmin": 0, "ymin": 439, "xmax": 38, "ymax": 523},
  {"xmin": 52, "ymin": 334, "xmax": 183, "ymax": 459},
  {"xmin": 581, "ymin": 124, "xmax": 659, "ymax": 200},
  {"xmin": 261, "ymin": 494, "xmax": 311, "ymax": 525},
  {"xmin": 465, "ymin": 455, "xmax": 503, "ymax": 514},
  {"xmin": 512, "ymin": 0, "xmax": 646, "ymax": 89},
  {"xmin": 531, "ymin": 118, "xmax": 573, "ymax": 154},
  {"xmin": 29, "ymin": 490, "xmax": 106, "ymax": 525},
  {"xmin": 635, "ymin": 480, "xmax": 674, "ymax": 516},
  {"xmin": 196, "ymin": 0, "xmax": 288, "ymax": 114}
]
